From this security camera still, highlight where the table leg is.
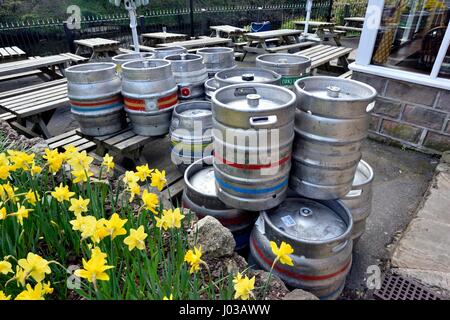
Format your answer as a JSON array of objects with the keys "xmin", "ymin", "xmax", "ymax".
[
  {"xmin": 330, "ymin": 27, "xmax": 342, "ymax": 46},
  {"xmin": 29, "ymin": 115, "xmax": 52, "ymax": 139}
]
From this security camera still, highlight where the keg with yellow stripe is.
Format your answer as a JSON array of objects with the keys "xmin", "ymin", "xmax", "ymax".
[
  {"xmin": 212, "ymin": 83, "xmax": 296, "ymax": 211},
  {"xmin": 121, "ymin": 59, "xmax": 178, "ymax": 136},
  {"xmin": 249, "ymin": 197, "xmax": 353, "ymax": 300},
  {"xmin": 66, "ymin": 62, "xmax": 126, "ymax": 136},
  {"xmin": 170, "ymin": 101, "xmax": 213, "ymax": 173}
]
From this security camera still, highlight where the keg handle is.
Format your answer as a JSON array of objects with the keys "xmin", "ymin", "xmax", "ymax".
[
  {"xmin": 249, "ymin": 115, "xmax": 278, "ymax": 127},
  {"xmin": 332, "ymin": 240, "xmax": 348, "ymax": 253},
  {"xmin": 346, "ymin": 189, "xmax": 363, "ymax": 198}
]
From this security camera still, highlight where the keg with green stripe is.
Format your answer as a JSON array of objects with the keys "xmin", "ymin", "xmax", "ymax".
[
  {"xmin": 212, "ymin": 83, "xmax": 296, "ymax": 211},
  {"xmin": 170, "ymin": 101, "xmax": 213, "ymax": 173},
  {"xmin": 256, "ymin": 53, "xmax": 311, "ymax": 89},
  {"xmin": 66, "ymin": 62, "xmax": 126, "ymax": 136},
  {"xmin": 249, "ymin": 197, "xmax": 353, "ymax": 300}
]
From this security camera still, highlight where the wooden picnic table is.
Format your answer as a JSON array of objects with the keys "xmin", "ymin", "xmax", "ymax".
[
  {"xmin": 294, "ymin": 21, "xmax": 343, "ymax": 46},
  {"xmin": 0, "ymin": 46, "xmax": 26, "ymax": 62},
  {"xmin": 242, "ymin": 29, "xmax": 314, "ymax": 58},
  {"xmin": 142, "ymin": 32, "xmax": 187, "ymax": 46},
  {"xmin": 74, "ymin": 38, "xmax": 121, "ymax": 60},
  {"xmin": 210, "ymin": 25, "xmax": 247, "ymax": 42},
  {"xmin": 335, "ymin": 17, "xmax": 364, "ymax": 33},
  {"xmin": 296, "ymin": 44, "xmax": 353, "ymax": 74},
  {"xmin": 0, "ymin": 55, "xmax": 70, "ymax": 79},
  {"xmin": 157, "ymin": 37, "xmax": 232, "ymax": 50}
]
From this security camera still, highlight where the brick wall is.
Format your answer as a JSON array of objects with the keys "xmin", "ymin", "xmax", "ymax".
[{"xmin": 352, "ymin": 71, "xmax": 450, "ymax": 154}]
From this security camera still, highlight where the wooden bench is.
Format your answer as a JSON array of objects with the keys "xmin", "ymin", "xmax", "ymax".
[
  {"xmin": 335, "ymin": 26, "xmax": 363, "ymax": 33},
  {"xmin": 46, "ymin": 129, "xmax": 96, "ymax": 152},
  {"xmin": 266, "ymin": 41, "xmax": 316, "ymax": 53},
  {"xmin": 60, "ymin": 52, "xmax": 89, "ymax": 65},
  {"xmin": 0, "ymin": 78, "xmax": 69, "ymax": 138},
  {"xmin": 0, "ymin": 46, "xmax": 26, "ymax": 62},
  {"xmin": 297, "ymin": 45, "xmax": 354, "ymax": 73}
]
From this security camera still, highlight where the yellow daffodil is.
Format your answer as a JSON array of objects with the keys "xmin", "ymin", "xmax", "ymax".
[
  {"xmin": 102, "ymin": 154, "xmax": 115, "ymax": 173},
  {"xmin": 0, "ymin": 165, "xmax": 11, "ymax": 180},
  {"xmin": 270, "ymin": 241, "xmax": 294, "ymax": 266},
  {"xmin": 51, "ymin": 183, "xmax": 75, "ymax": 202},
  {"xmin": 63, "ymin": 145, "xmax": 78, "ymax": 161},
  {"xmin": 163, "ymin": 294, "xmax": 173, "ymax": 300},
  {"xmin": 71, "ymin": 168, "xmax": 94, "ymax": 183},
  {"xmin": 0, "ymin": 207, "xmax": 6, "ymax": 220},
  {"xmin": 17, "ymin": 252, "xmax": 51, "ymax": 283},
  {"xmin": 25, "ymin": 189, "xmax": 40, "ymax": 206},
  {"xmin": 156, "ymin": 208, "xmax": 185, "ymax": 230},
  {"xmin": 0, "ymin": 260, "xmax": 12, "ymax": 274},
  {"xmin": 68, "ymin": 196, "xmax": 90, "ymax": 216},
  {"xmin": 123, "ymin": 170, "xmax": 139, "ymax": 186},
  {"xmin": 123, "ymin": 226, "xmax": 147, "ymax": 251},
  {"xmin": 233, "ymin": 273, "xmax": 255, "ymax": 300},
  {"xmin": 0, "ymin": 290, "xmax": 11, "ymax": 300},
  {"xmin": 151, "ymin": 169, "xmax": 166, "ymax": 191},
  {"xmin": 104, "ymin": 213, "xmax": 127, "ymax": 240},
  {"xmin": 43, "ymin": 149, "xmax": 64, "ymax": 174},
  {"xmin": 74, "ymin": 247, "xmax": 113, "ymax": 283},
  {"xmin": 128, "ymin": 182, "xmax": 141, "ymax": 203},
  {"xmin": 70, "ymin": 215, "xmax": 108, "ymax": 243},
  {"xmin": 42, "ymin": 282, "xmax": 54, "ymax": 294},
  {"xmin": 12, "ymin": 205, "xmax": 30, "ymax": 225},
  {"xmin": 67, "ymin": 150, "xmax": 93, "ymax": 172},
  {"xmin": 0, "ymin": 182, "xmax": 17, "ymax": 202},
  {"xmin": 15, "ymin": 283, "xmax": 45, "ymax": 300},
  {"xmin": 135, "ymin": 164, "xmax": 153, "ymax": 182},
  {"xmin": 141, "ymin": 189, "xmax": 159, "ymax": 213},
  {"xmin": 14, "ymin": 266, "xmax": 26, "ymax": 287},
  {"xmin": 184, "ymin": 246, "xmax": 204, "ymax": 274},
  {"xmin": 7, "ymin": 150, "xmax": 35, "ymax": 171},
  {"xmin": 30, "ymin": 162, "xmax": 42, "ymax": 176},
  {"xmin": 0, "ymin": 153, "xmax": 9, "ymax": 166}
]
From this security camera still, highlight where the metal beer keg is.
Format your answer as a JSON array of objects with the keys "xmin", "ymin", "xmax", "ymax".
[
  {"xmin": 152, "ymin": 46, "xmax": 187, "ymax": 59},
  {"xmin": 112, "ymin": 52, "xmax": 154, "ymax": 74},
  {"xmin": 197, "ymin": 47, "xmax": 236, "ymax": 78}
]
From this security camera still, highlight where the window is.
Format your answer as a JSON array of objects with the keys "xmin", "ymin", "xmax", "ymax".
[{"xmin": 371, "ymin": 0, "xmax": 450, "ymax": 77}]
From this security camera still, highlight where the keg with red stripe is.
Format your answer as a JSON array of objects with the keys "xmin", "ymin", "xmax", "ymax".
[
  {"xmin": 249, "ymin": 197, "xmax": 353, "ymax": 300},
  {"xmin": 66, "ymin": 62, "xmax": 126, "ymax": 136},
  {"xmin": 121, "ymin": 59, "xmax": 178, "ymax": 136},
  {"xmin": 212, "ymin": 83, "xmax": 296, "ymax": 211},
  {"xmin": 165, "ymin": 53, "xmax": 208, "ymax": 100},
  {"xmin": 182, "ymin": 156, "xmax": 258, "ymax": 250}
]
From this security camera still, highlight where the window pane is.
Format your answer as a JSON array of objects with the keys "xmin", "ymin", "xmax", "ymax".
[{"xmin": 371, "ymin": 0, "xmax": 449, "ymax": 76}]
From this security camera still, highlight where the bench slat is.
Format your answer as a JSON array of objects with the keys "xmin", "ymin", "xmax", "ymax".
[
  {"xmin": 46, "ymin": 129, "xmax": 78, "ymax": 144},
  {"xmin": 113, "ymin": 134, "xmax": 153, "ymax": 152},
  {"xmin": 104, "ymin": 130, "xmax": 137, "ymax": 146},
  {"xmin": 3, "ymin": 86, "xmax": 67, "ymax": 108}
]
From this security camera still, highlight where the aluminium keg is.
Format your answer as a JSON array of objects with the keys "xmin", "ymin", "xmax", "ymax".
[
  {"xmin": 170, "ymin": 101, "xmax": 213, "ymax": 173},
  {"xmin": 206, "ymin": 67, "xmax": 281, "ymax": 101},
  {"xmin": 152, "ymin": 46, "xmax": 187, "ymax": 59},
  {"xmin": 197, "ymin": 47, "xmax": 236, "ymax": 78},
  {"xmin": 249, "ymin": 197, "xmax": 353, "ymax": 300},
  {"xmin": 256, "ymin": 53, "xmax": 311, "ymax": 89},
  {"xmin": 165, "ymin": 53, "xmax": 208, "ymax": 100},
  {"xmin": 112, "ymin": 52, "xmax": 154, "ymax": 73},
  {"xmin": 183, "ymin": 156, "xmax": 258, "ymax": 250},
  {"xmin": 66, "ymin": 62, "xmax": 126, "ymax": 136},
  {"xmin": 290, "ymin": 76, "xmax": 377, "ymax": 200},
  {"xmin": 121, "ymin": 59, "xmax": 178, "ymax": 136},
  {"xmin": 341, "ymin": 160, "xmax": 374, "ymax": 242},
  {"xmin": 212, "ymin": 83, "xmax": 296, "ymax": 211}
]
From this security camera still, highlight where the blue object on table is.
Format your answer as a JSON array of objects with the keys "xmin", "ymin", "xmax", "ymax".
[{"xmin": 250, "ymin": 21, "xmax": 272, "ymax": 32}]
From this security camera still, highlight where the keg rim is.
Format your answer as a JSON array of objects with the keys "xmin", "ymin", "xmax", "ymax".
[
  {"xmin": 112, "ymin": 52, "xmax": 154, "ymax": 63},
  {"xmin": 121, "ymin": 58, "xmax": 171, "ymax": 71},
  {"xmin": 197, "ymin": 47, "xmax": 234, "ymax": 54},
  {"xmin": 173, "ymin": 100, "xmax": 212, "ymax": 119},
  {"xmin": 184, "ymin": 156, "xmax": 217, "ymax": 200},
  {"xmin": 212, "ymin": 83, "xmax": 296, "ymax": 111},
  {"xmin": 261, "ymin": 197, "xmax": 353, "ymax": 245},
  {"xmin": 165, "ymin": 53, "xmax": 203, "ymax": 62},
  {"xmin": 256, "ymin": 53, "xmax": 312, "ymax": 67},
  {"xmin": 66, "ymin": 62, "xmax": 116, "ymax": 74},
  {"xmin": 215, "ymin": 67, "xmax": 282, "ymax": 84},
  {"xmin": 294, "ymin": 76, "xmax": 378, "ymax": 102},
  {"xmin": 352, "ymin": 159, "xmax": 374, "ymax": 188}
]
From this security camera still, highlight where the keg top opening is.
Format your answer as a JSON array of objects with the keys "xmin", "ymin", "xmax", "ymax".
[
  {"xmin": 264, "ymin": 198, "xmax": 352, "ymax": 242},
  {"xmin": 352, "ymin": 160, "xmax": 374, "ymax": 187},
  {"xmin": 215, "ymin": 67, "xmax": 281, "ymax": 84},
  {"xmin": 295, "ymin": 76, "xmax": 377, "ymax": 102},
  {"xmin": 174, "ymin": 101, "xmax": 212, "ymax": 118},
  {"xmin": 256, "ymin": 53, "xmax": 311, "ymax": 67}
]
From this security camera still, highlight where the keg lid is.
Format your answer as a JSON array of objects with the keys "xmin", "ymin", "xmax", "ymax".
[
  {"xmin": 112, "ymin": 52, "xmax": 154, "ymax": 64},
  {"xmin": 189, "ymin": 166, "xmax": 217, "ymax": 197},
  {"xmin": 256, "ymin": 53, "xmax": 311, "ymax": 67},
  {"xmin": 295, "ymin": 76, "xmax": 377, "ymax": 101},
  {"xmin": 215, "ymin": 67, "xmax": 281, "ymax": 85},
  {"xmin": 266, "ymin": 198, "xmax": 348, "ymax": 241}
]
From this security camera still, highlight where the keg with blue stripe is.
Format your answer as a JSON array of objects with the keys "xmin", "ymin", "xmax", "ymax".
[
  {"xmin": 170, "ymin": 101, "xmax": 213, "ymax": 173},
  {"xmin": 212, "ymin": 83, "xmax": 296, "ymax": 211},
  {"xmin": 183, "ymin": 156, "xmax": 258, "ymax": 250},
  {"xmin": 249, "ymin": 197, "xmax": 353, "ymax": 300},
  {"xmin": 66, "ymin": 62, "xmax": 126, "ymax": 136}
]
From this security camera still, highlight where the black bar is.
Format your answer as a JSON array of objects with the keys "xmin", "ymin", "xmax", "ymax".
[
  {"xmin": 189, "ymin": 0, "xmax": 194, "ymax": 38},
  {"xmin": 327, "ymin": 0, "xmax": 334, "ymax": 22}
]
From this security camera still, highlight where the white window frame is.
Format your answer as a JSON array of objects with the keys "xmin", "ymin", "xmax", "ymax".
[{"xmin": 350, "ymin": 0, "xmax": 450, "ymax": 90}]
